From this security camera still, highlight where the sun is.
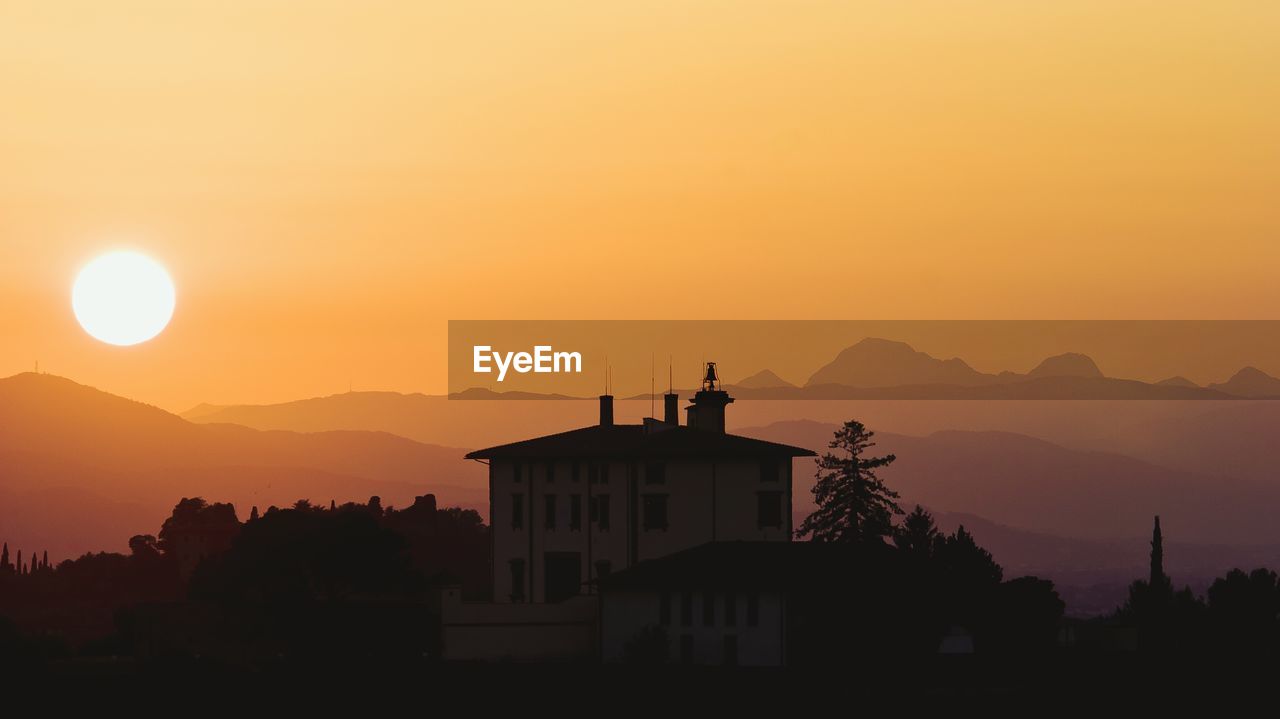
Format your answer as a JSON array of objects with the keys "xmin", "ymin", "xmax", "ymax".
[{"xmin": 72, "ymin": 251, "xmax": 176, "ymax": 346}]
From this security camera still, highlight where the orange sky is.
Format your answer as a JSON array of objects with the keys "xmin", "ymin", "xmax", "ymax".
[{"xmin": 2, "ymin": 1, "xmax": 1278, "ymax": 411}]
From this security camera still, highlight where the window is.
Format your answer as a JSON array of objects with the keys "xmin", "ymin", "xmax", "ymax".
[
  {"xmin": 724, "ymin": 592, "xmax": 737, "ymax": 626},
  {"xmin": 571, "ymin": 462, "xmax": 581, "ymax": 483},
  {"xmin": 569, "ymin": 494, "xmax": 582, "ymax": 531},
  {"xmin": 747, "ymin": 593, "xmax": 759, "ymax": 627},
  {"xmin": 680, "ymin": 591, "xmax": 693, "ymax": 626},
  {"xmin": 645, "ymin": 462, "xmax": 666, "ymax": 485},
  {"xmin": 759, "ymin": 458, "xmax": 779, "ymax": 483},
  {"xmin": 680, "ymin": 635, "xmax": 694, "ymax": 664},
  {"xmin": 642, "ymin": 494, "xmax": 668, "ymax": 531},
  {"xmin": 594, "ymin": 559, "xmax": 612, "ymax": 580},
  {"xmin": 591, "ymin": 463, "xmax": 610, "ymax": 484},
  {"xmin": 596, "ymin": 495, "xmax": 611, "ymax": 531},
  {"xmin": 545, "ymin": 462, "xmax": 555, "ymax": 483},
  {"xmin": 757, "ymin": 491, "xmax": 783, "ymax": 529},
  {"xmin": 511, "ymin": 493, "xmax": 524, "ymax": 530},
  {"xmin": 513, "ymin": 462, "xmax": 522, "ymax": 483},
  {"xmin": 723, "ymin": 635, "xmax": 738, "ymax": 666},
  {"xmin": 509, "ymin": 559, "xmax": 525, "ymax": 602},
  {"xmin": 702, "ymin": 592, "xmax": 715, "ymax": 626},
  {"xmin": 544, "ymin": 494, "xmax": 557, "ymax": 530},
  {"xmin": 659, "ymin": 593, "xmax": 672, "ymax": 626}
]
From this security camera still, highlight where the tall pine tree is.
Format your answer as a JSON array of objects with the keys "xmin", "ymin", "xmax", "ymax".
[{"xmin": 797, "ymin": 420, "xmax": 901, "ymax": 543}]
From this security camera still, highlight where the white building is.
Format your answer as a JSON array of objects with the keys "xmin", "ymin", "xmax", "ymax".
[{"xmin": 442, "ymin": 364, "xmax": 815, "ymax": 661}]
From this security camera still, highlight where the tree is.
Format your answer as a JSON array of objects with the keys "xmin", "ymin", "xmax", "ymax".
[
  {"xmin": 797, "ymin": 420, "xmax": 901, "ymax": 544},
  {"xmin": 894, "ymin": 505, "xmax": 941, "ymax": 558},
  {"xmin": 937, "ymin": 526, "xmax": 1003, "ymax": 590}
]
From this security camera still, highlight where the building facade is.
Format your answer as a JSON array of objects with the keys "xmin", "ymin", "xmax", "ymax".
[{"xmin": 465, "ymin": 366, "xmax": 815, "ymax": 606}]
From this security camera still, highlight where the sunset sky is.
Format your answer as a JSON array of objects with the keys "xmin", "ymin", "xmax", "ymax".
[{"xmin": 2, "ymin": 1, "xmax": 1278, "ymax": 411}]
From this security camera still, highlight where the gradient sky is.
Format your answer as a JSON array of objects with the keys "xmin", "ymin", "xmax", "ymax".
[{"xmin": 2, "ymin": 1, "xmax": 1278, "ymax": 411}]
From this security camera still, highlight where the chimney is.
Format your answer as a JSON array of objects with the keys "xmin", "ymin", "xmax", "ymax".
[
  {"xmin": 663, "ymin": 393, "xmax": 679, "ymax": 425},
  {"xmin": 686, "ymin": 362, "xmax": 734, "ymax": 432},
  {"xmin": 599, "ymin": 394, "xmax": 614, "ymax": 426}
]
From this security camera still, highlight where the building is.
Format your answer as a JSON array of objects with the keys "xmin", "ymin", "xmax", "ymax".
[
  {"xmin": 466, "ymin": 363, "xmax": 815, "ymax": 605},
  {"xmin": 598, "ymin": 540, "xmax": 921, "ymax": 666},
  {"xmin": 441, "ymin": 363, "xmax": 816, "ymax": 660}
]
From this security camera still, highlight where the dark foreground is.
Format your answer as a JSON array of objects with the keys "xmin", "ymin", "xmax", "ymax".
[{"xmin": 11, "ymin": 652, "xmax": 1279, "ymax": 706}]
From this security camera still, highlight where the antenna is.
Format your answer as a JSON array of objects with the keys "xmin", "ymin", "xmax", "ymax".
[{"xmin": 650, "ymin": 354, "xmax": 655, "ymax": 418}]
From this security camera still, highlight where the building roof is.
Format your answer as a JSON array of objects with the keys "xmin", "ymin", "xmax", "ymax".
[
  {"xmin": 597, "ymin": 541, "xmax": 896, "ymax": 593},
  {"xmin": 464, "ymin": 423, "xmax": 816, "ymax": 460}
]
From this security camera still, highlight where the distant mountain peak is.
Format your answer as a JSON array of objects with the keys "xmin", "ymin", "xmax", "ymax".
[
  {"xmin": 1156, "ymin": 376, "xmax": 1199, "ymax": 389},
  {"xmin": 806, "ymin": 338, "xmax": 989, "ymax": 388},
  {"xmin": 732, "ymin": 369, "xmax": 796, "ymax": 389},
  {"xmin": 1026, "ymin": 352, "xmax": 1103, "ymax": 379},
  {"xmin": 1209, "ymin": 366, "xmax": 1280, "ymax": 398}
]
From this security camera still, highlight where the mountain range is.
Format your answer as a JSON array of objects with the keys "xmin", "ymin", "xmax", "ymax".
[
  {"xmin": 728, "ymin": 338, "xmax": 1279, "ymax": 399},
  {"xmin": 0, "ymin": 373, "xmax": 487, "ymax": 560}
]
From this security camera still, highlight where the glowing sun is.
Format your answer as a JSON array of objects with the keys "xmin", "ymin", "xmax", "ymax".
[{"xmin": 72, "ymin": 251, "xmax": 176, "ymax": 346}]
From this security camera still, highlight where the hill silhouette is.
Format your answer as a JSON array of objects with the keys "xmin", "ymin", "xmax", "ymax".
[
  {"xmin": 0, "ymin": 373, "xmax": 486, "ymax": 559},
  {"xmin": 740, "ymin": 419, "xmax": 1280, "ymax": 546},
  {"xmin": 731, "ymin": 369, "xmax": 796, "ymax": 389},
  {"xmin": 1207, "ymin": 366, "xmax": 1280, "ymax": 398},
  {"xmin": 805, "ymin": 338, "xmax": 994, "ymax": 388},
  {"xmin": 1026, "ymin": 352, "xmax": 1103, "ymax": 379},
  {"xmin": 783, "ymin": 338, "xmax": 1238, "ymax": 399}
]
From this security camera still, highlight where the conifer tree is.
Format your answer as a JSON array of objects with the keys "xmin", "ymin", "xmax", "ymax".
[{"xmin": 797, "ymin": 420, "xmax": 901, "ymax": 543}]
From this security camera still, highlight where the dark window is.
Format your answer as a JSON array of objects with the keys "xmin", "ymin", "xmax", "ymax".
[
  {"xmin": 544, "ymin": 494, "xmax": 557, "ymax": 530},
  {"xmin": 545, "ymin": 462, "xmax": 555, "ymax": 483},
  {"xmin": 680, "ymin": 635, "xmax": 694, "ymax": 664},
  {"xmin": 544, "ymin": 551, "xmax": 581, "ymax": 602},
  {"xmin": 659, "ymin": 593, "xmax": 671, "ymax": 626},
  {"xmin": 589, "ymin": 463, "xmax": 610, "ymax": 484},
  {"xmin": 513, "ymin": 462, "xmax": 522, "ymax": 483},
  {"xmin": 511, "ymin": 494, "xmax": 524, "ymax": 530},
  {"xmin": 509, "ymin": 559, "xmax": 525, "ymax": 602},
  {"xmin": 645, "ymin": 462, "xmax": 666, "ymax": 485},
  {"xmin": 760, "ymin": 458, "xmax": 779, "ymax": 483},
  {"xmin": 680, "ymin": 591, "xmax": 693, "ymax": 626},
  {"xmin": 757, "ymin": 491, "xmax": 783, "ymax": 529},
  {"xmin": 723, "ymin": 635, "xmax": 738, "ymax": 666},
  {"xmin": 747, "ymin": 593, "xmax": 759, "ymax": 626},
  {"xmin": 724, "ymin": 592, "xmax": 737, "ymax": 626},
  {"xmin": 702, "ymin": 592, "xmax": 715, "ymax": 626},
  {"xmin": 594, "ymin": 560, "xmax": 612, "ymax": 580},
  {"xmin": 570, "ymin": 494, "xmax": 582, "ymax": 531},
  {"xmin": 572, "ymin": 462, "xmax": 581, "ymax": 483},
  {"xmin": 596, "ymin": 495, "xmax": 611, "ymax": 531},
  {"xmin": 643, "ymin": 494, "xmax": 669, "ymax": 531}
]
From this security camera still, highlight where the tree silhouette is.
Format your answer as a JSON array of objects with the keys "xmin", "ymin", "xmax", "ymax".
[
  {"xmin": 1207, "ymin": 568, "xmax": 1280, "ymax": 653},
  {"xmin": 797, "ymin": 420, "xmax": 901, "ymax": 543},
  {"xmin": 894, "ymin": 505, "xmax": 941, "ymax": 558}
]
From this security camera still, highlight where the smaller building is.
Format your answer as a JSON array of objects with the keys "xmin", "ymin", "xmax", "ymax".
[{"xmin": 598, "ymin": 541, "xmax": 883, "ymax": 666}]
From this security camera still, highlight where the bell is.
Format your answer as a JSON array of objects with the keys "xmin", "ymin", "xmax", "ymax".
[{"xmin": 703, "ymin": 362, "xmax": 719, "ymax": 391}]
